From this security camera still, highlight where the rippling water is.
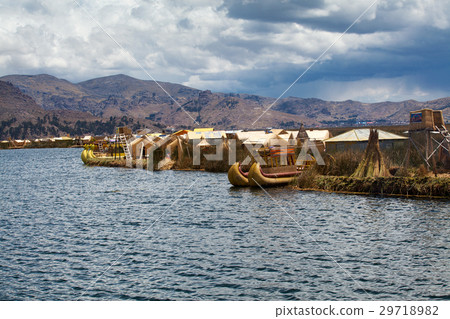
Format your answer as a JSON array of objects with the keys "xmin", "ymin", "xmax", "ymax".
[{"xmin": 0, "ymin": 148, "xmax": 449, "ymax": 300}]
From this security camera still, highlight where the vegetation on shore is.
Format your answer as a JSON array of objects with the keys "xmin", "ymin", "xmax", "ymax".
[
  {"xmin": 295, "ymin": 174, "xmax": 450, "ymax": 198},
  {"xmin": 83, "ymin": 157, "xmax": 127, "ymax": 167},
  {"xmin": 296, "ymin": 152, "xmax": 450, "ymax": 198}
]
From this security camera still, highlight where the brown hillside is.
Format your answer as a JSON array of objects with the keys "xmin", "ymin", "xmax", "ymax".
[
  {"xmin": 1, "ymin": 73, "xmax": 449, "ymax": 130},
  {"xmin": 0, "ymin": 80, "xmax": 160, "ymax": 139},
  {"xmin": 0, "ymin": 81, "xmax": 45, "ymax": 121}
]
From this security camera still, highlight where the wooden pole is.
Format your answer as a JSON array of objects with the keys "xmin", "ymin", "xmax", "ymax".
[
  {"xmin": 405, "ymin": 131, "xmax": 411, "ymax": 169},
  {"xmin": 114, "ymin": 135, "xmax": 117, "ymax": 159},
  {"xmin": 428, "ymin": 130, "xmax": 437, "ymax": 175},
  {"xmin": 426, "ymin": 130, "xmax": 437, "ymax": 175}
]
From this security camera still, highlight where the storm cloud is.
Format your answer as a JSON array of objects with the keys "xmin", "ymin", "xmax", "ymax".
[{"xmin": 0, "ymin": 0, "xmax": 449, "ymax": 102}]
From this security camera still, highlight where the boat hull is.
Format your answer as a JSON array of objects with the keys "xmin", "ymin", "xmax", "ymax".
[
  {"xmin": 81, "ymin": 149, "xmax": 88, "ymax": 164},
  {"xmin": 248, "ymin": 163, "xmax": 297, "ymax": 187},
  {"xmin": 227, "ymin": 162, "xmax": 250, "ymax": 186}
]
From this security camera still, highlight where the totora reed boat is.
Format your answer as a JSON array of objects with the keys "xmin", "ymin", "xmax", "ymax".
[{"xmin": 228, "ymin": 146, "xmax": 315, "ymax": 187}]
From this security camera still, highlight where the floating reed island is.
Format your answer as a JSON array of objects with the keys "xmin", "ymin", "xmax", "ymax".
[
  {"xmin": 296, "ymin": 175, "xmax": 450, "ymax": 198},
  {"xmin": 81, "ymin": 109, "xmax": 450, "ymax": 198}
]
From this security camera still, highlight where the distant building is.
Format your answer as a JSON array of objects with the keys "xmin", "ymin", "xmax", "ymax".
[
  {"xmin": 81, "ymin": 135, "xmax": 93, "ymax": 144},
  {"xmin": 235, "ymin": 129, "xmax": 297, "ymax": 147},
  {"xmin": 325, "ymin": 129, "xmax": 407, "ymax": 152},
  {"xmin": 130, "ymin": 135, "xmax": 161, "ymax": 159},
  {"xmin": 187, "ymin": 130, "xmax": 226, "ymax": 144}
]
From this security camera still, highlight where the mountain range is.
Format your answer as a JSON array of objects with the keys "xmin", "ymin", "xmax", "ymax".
[{"xmin": 1, "ymin": 73, "xmax": 449, "ymax": 139}]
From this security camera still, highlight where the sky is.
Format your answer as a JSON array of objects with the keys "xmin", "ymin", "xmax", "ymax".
[{"xmin": 1, "ymin": 0, "xmax": 449, "ymax": 102}]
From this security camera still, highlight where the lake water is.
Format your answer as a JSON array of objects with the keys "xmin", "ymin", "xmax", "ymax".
[{"xmin": 0, "ymin": 148, "xmax": 448, "ymax": 300}]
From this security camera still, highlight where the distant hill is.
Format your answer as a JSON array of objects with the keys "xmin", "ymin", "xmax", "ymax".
[
  {"xmin": 1, "ymin": 73, "xmax": 449, "ymax": 138},
  {"xmin": 1, "ymin": 74, "xmax": 308, "ymax": 128},
  {"xmin": 273, "ymin": 96, "xmax": 450, "ymax": 126},
  {"xmin": 0, "ymin": 79, "xmax": 159, "ymax": 139},
  {"xmin": 0, "ymin": 80, "xmax": 45, "ymax": 122}
]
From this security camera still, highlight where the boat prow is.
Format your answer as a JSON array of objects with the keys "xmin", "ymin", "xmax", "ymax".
[{"xmin": 227, "ymin": 162, "xmax": 250, "ymax": 186}]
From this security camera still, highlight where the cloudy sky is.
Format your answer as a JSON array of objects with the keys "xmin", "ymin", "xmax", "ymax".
[{"xmin": 1, "ymin": 0, "xmax": 449, "ymax": 102}]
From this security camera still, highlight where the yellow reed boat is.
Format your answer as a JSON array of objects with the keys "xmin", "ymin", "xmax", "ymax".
[{"xmin": 228, "ymin": 146, "xmax": 314, "ymax": 187}]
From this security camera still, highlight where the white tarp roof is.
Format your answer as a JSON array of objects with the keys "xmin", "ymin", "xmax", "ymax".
[
  {"xmin": 235, "ymin": 131, "xmax": 265, "ymax": 141},
  {"xmin": 306, "ymin": 130, "xmax": 330, "ymax": 141},
  {"xmin": 187, "ymin": 131, "xmax": 203, "ymax": 140},
  {"xmin": 241, "ymin": 132, "xmax": 275, "ymax": 145},
  {"xmin": 286, "ymin": 130, "xmax": 330, "ymax": 141},
  {"xmin": 325, "ymin": 129, "xmax": 407, "ymax": 143},
  {"xmin": 237, "ymin": 130, "xmax": 289, "ymax": 140},
  {"xmin": 188, "ymin": 131, "xmax": 226, "ymax": 140},
  {"xmin": 278, "ymin": 132, "xmax": 296, "ymax": 142},
  {"xmin": 129, "ymin": 135, "xmax": 160, "ymax": 146},
  {"xmin": 270, "ymin": 129, "xmax": 288, "ymax": 135},
  {"xmin": 204, "ymin": 131, "xmax": 226, "ymax": 139},
  {"xmin": 197, "ymin": 139, "xmax": 211, "ymax": 147},
  {"xmin": 241, "ymin": 132, "xmax": 294, "ymax": 146}
]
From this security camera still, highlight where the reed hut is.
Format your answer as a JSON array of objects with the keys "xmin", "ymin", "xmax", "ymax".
[
  {"xmin": 130, "ymin": 135, "xmax": 161, "ymax": 159},
  {"xmin": 407, "ymin": 108, "xmax": 448, "ymax": 171},
  {"xmin": 325, "ymin": 129, "xmax": 407, "ymax": 153},
  {"xmin": 409, "ymin": 108, "xmax": 444, "ymax": 131}
]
